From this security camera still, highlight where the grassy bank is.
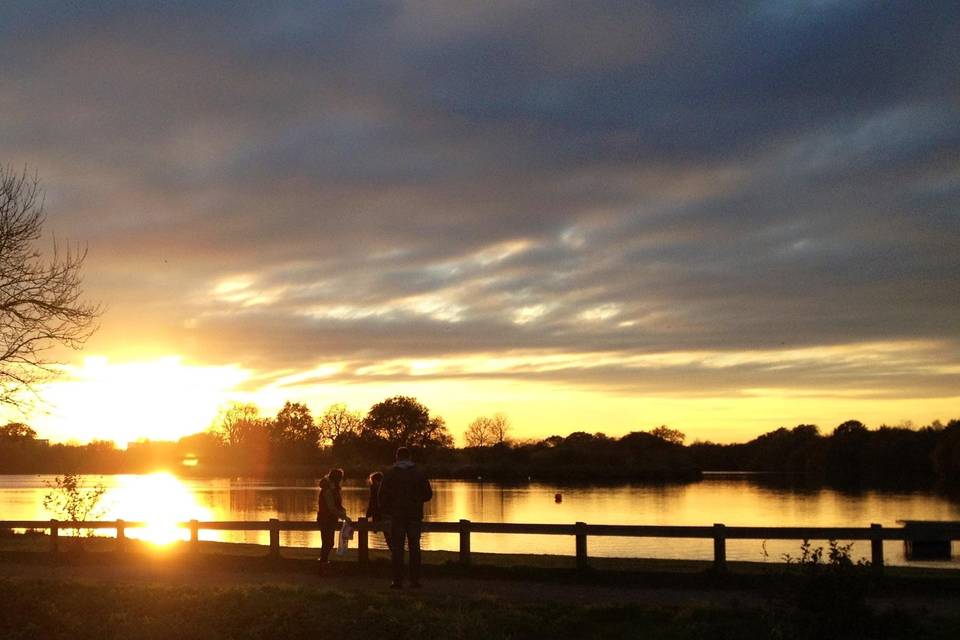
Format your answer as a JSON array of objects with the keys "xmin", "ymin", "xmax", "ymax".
[
  {"xmin": 2, "ymin": 531, "xmax": 959, "ymax": 587},
  {"xmin": 0, "ymin": 579, "xmax": 754, "ymax": 640},
  {"xmin": 1, "ymin": 575, "xmax": 958, "ymax": 640},
  {"xmin": 3, "ymin": 533, "xmax": 960, "ymax": 638}
]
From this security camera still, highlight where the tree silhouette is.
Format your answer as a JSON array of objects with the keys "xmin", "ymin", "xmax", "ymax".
[
  {"xmin": 464, "ymin": 417, "xmax": 493, "ymax": 447},
  {"xmin": 649, "ymin": 425, "xmax": 686, "ymax": 445},
  {"xmin": 0, "ymin": 167, "xmax": 100, "ymax": 410},
  {"xmin": 489, "ymin": 413, "xmax": 511, "ymax": 444},
  {"xmin": 363, "ymin": 395, "xmax": 452, "ymax": 450},
  {"xmin": 932, "ymin": 420, "xmax": 960, "ymax": 487},
  {"xmin": 270, "ymin": 401, "xmax": 319, "ymax": 463},
  {"xmin": 208, "ymin": 402, "xmax": 268, "ymax": 448},
  {"xmin": 833, "ymin": 420, "xmax": 868, "ymax": 437},
  {"xmin": 271, "ymin": 401, "xmax": 318, "ymax": 446},
  {"xmin": 318, "ymin": 403, "xmax": 363, "ymax": 445},
  {"xmin": 464, "ymin": 413, "xmax": 511, "ymax": 447},
  {"xmin": 0, "ymin": 421, "xmax": 36, "ymax": 441}
]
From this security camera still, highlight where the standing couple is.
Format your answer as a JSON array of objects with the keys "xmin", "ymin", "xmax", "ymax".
[{"xmin": 317, "ymin": 447, "xmax": 433, "ymax": 589}]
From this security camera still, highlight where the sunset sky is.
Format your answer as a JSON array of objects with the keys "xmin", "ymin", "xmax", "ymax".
[{"xmin": 2, "ymin": 2, "xmax": 958, "ymax": 446}]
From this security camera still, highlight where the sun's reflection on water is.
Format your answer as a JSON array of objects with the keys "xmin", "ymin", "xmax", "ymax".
[{"xmin": 102, "ymin": 472, "xmax": 212, "ymax": 545}]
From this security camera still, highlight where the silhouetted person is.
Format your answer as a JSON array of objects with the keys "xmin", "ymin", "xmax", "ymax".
[
  {"xmin": 316, "ymin": 468, "xmax": 347, "ymax": 567},
  {"xmin": 378, "ymin": 447, "xmax": 432, "ymax": 588},
  {"xmin": 366, "ymin": 471, "xmax": 391, "ymax": 550}
]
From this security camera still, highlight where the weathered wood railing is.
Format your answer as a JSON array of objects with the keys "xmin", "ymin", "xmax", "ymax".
[{"xmin": 3, "ymin": 519, "xmax": 959, "ymax": 574}]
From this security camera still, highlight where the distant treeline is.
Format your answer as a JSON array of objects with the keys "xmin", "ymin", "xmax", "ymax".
[
  {"xmin": 689, "ymin": 419, "xmax": 960, "ymax": 490},
  {"xmin": 0, "ymin": 397, "xmax": 696, "ymax": 482},
  {"xmin": 1, "ymin": 400, "xmax": 958, "ymax": 489}
]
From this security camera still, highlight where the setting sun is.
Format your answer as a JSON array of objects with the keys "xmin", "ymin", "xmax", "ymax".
[{"xmin": 35, "ymin": 357, "xmax": 250, "ymax": 447}]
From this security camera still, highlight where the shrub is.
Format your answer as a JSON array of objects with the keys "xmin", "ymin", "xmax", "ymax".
[
  {"xmin": 42, "ymin": 473, "xmax": 107, "ymax": 538},
  {"xmin": 767, "ymin": 540, "xmax": 884, "ymax": 639}
]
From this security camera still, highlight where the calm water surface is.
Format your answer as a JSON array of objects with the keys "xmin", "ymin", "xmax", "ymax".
[{"xmin": 1, "ymin": 473, "xmax": 957, "ymax": 566}]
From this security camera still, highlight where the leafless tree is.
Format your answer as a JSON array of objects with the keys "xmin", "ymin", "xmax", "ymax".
[
  {"xmin": 489, "ymin": 412, "xmax": 511, "ymax": 444},
  {"xmin": 1, "ymin": 167, "xmax": 100, "ymax": 409},
  {"xmin": 464, "ymin": 412, "xmax": 511, "ymax": 447},
  {"xmin": 464, "ymin": 417, "xmax": 492, "ymax": 447}
]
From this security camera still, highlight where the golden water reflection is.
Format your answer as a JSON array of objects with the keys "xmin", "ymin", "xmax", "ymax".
[
  {"xmin": 1, "ymin": 473, "xmax": 958, "ymax": 565},
  {"xmin": 102, "ymin": 473, "xmax": 212, "ymax": 545}
]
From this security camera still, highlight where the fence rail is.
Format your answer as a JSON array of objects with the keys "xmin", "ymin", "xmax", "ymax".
[{"xmin": 4, "ymin": 519, "xmax": 959, "ymax": 573}]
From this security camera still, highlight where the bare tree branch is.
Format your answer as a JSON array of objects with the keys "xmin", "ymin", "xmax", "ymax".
[
  {"xmin": 0, "ymin": 166, "xmax": 101, "ymax": 410},
  {"xmin": 464, "ymin": 413, "xmax": 511, "ymax": 447}
]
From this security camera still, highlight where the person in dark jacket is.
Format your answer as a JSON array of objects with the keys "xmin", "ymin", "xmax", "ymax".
[
  {"xmin": 316, "ymin": 468, "xmax": 347, "ymax": 566},
  {"xmin": 378, "ymin": 447, "xmax": 432, "ymax": 588},
  {"xmin": 366, "ymin": 471, "xmax": 391, "ymax": 550}
]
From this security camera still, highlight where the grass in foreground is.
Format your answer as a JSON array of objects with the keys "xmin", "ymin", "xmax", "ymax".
[
  {"xmin": 3, "ymin": 578, "xmax": 958, "ymax": 640},
  {"xmin": 2, "ymin": 533, "xmax": 960, "ymax": 638}
]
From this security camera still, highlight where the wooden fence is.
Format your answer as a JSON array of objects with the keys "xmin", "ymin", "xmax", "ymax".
[{"xmin": 3, "ymin": 519, "xmax": 959, "ymax": 573}]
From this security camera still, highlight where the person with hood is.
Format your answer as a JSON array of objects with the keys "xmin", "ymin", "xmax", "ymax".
[
  {"xmin": 316, "ymin": 468, "xmax": 348, "ymax": 567},
  {"xmin": 378, "ymin": 447, "xmax": 432, "ymax": 588}
]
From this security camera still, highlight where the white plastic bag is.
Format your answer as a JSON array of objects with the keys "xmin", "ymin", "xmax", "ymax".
[{"xmin": 336, "ymin": 520, "xmax": 354, "ymax": 556}]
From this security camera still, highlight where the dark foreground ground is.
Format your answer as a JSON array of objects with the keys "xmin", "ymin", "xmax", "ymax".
[{"xmin": 1, "ymin": 537, "xmax": 959, "ymax": 639}]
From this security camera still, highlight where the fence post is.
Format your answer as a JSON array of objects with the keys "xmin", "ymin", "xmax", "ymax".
[
  {"xmin": 189, "ymin": 519, "xmax": 200, "ymax": 551},
  {"xmin": 116, "ymin": 519, "xmax": 126, "ymax": 553},
  {"xmin": 358, "ymin": 517, "xmax": 369, "ymax": 565},
  {"xmin": 50, "ymin": 519, "xmax": 59, "ymax": 555},
  {"xmin": 459, "ymin": 519, "xmax": 471, "ymax": 565},
  {"xmin": 870, "ymin": 523, "xmax": 884, "ymax": 573},
  {"xmin": 713, "ymin": 523, "xmax": 727, "ymax": 571},
  {"xmin": 269, "ymin": 518, "xmax": 280, "ymax": 560},
  {"xmin": 575, "ymin": 522, "xmax": 589, "ymax": 571}
]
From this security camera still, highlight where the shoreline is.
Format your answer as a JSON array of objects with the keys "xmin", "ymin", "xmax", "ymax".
[{"xmin": 2, "ymin": 534, "xmax": 959, "ymax": 581}]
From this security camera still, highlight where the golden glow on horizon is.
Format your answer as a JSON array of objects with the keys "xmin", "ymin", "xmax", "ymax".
[
  {"xmin": 35, "ymin": 356, "xmax": 250, "ymax": 447},
  {"xmin": 8, "ymin": 340, "xmax": 957, "ymax": 446},
  {"xmin": 103, "ymin": 472, "xmax": 212, "ymax": 545}
]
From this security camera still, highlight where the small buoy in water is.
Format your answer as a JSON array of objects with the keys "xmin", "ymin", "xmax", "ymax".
[{"xmin": 555, "ymin": 493, "xmax": 562, "ymax": 503}]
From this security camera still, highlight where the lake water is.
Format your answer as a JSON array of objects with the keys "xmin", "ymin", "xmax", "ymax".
[{"xmin": 1, "ymin": 473, "xmax": 958, "ymax": 567}]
